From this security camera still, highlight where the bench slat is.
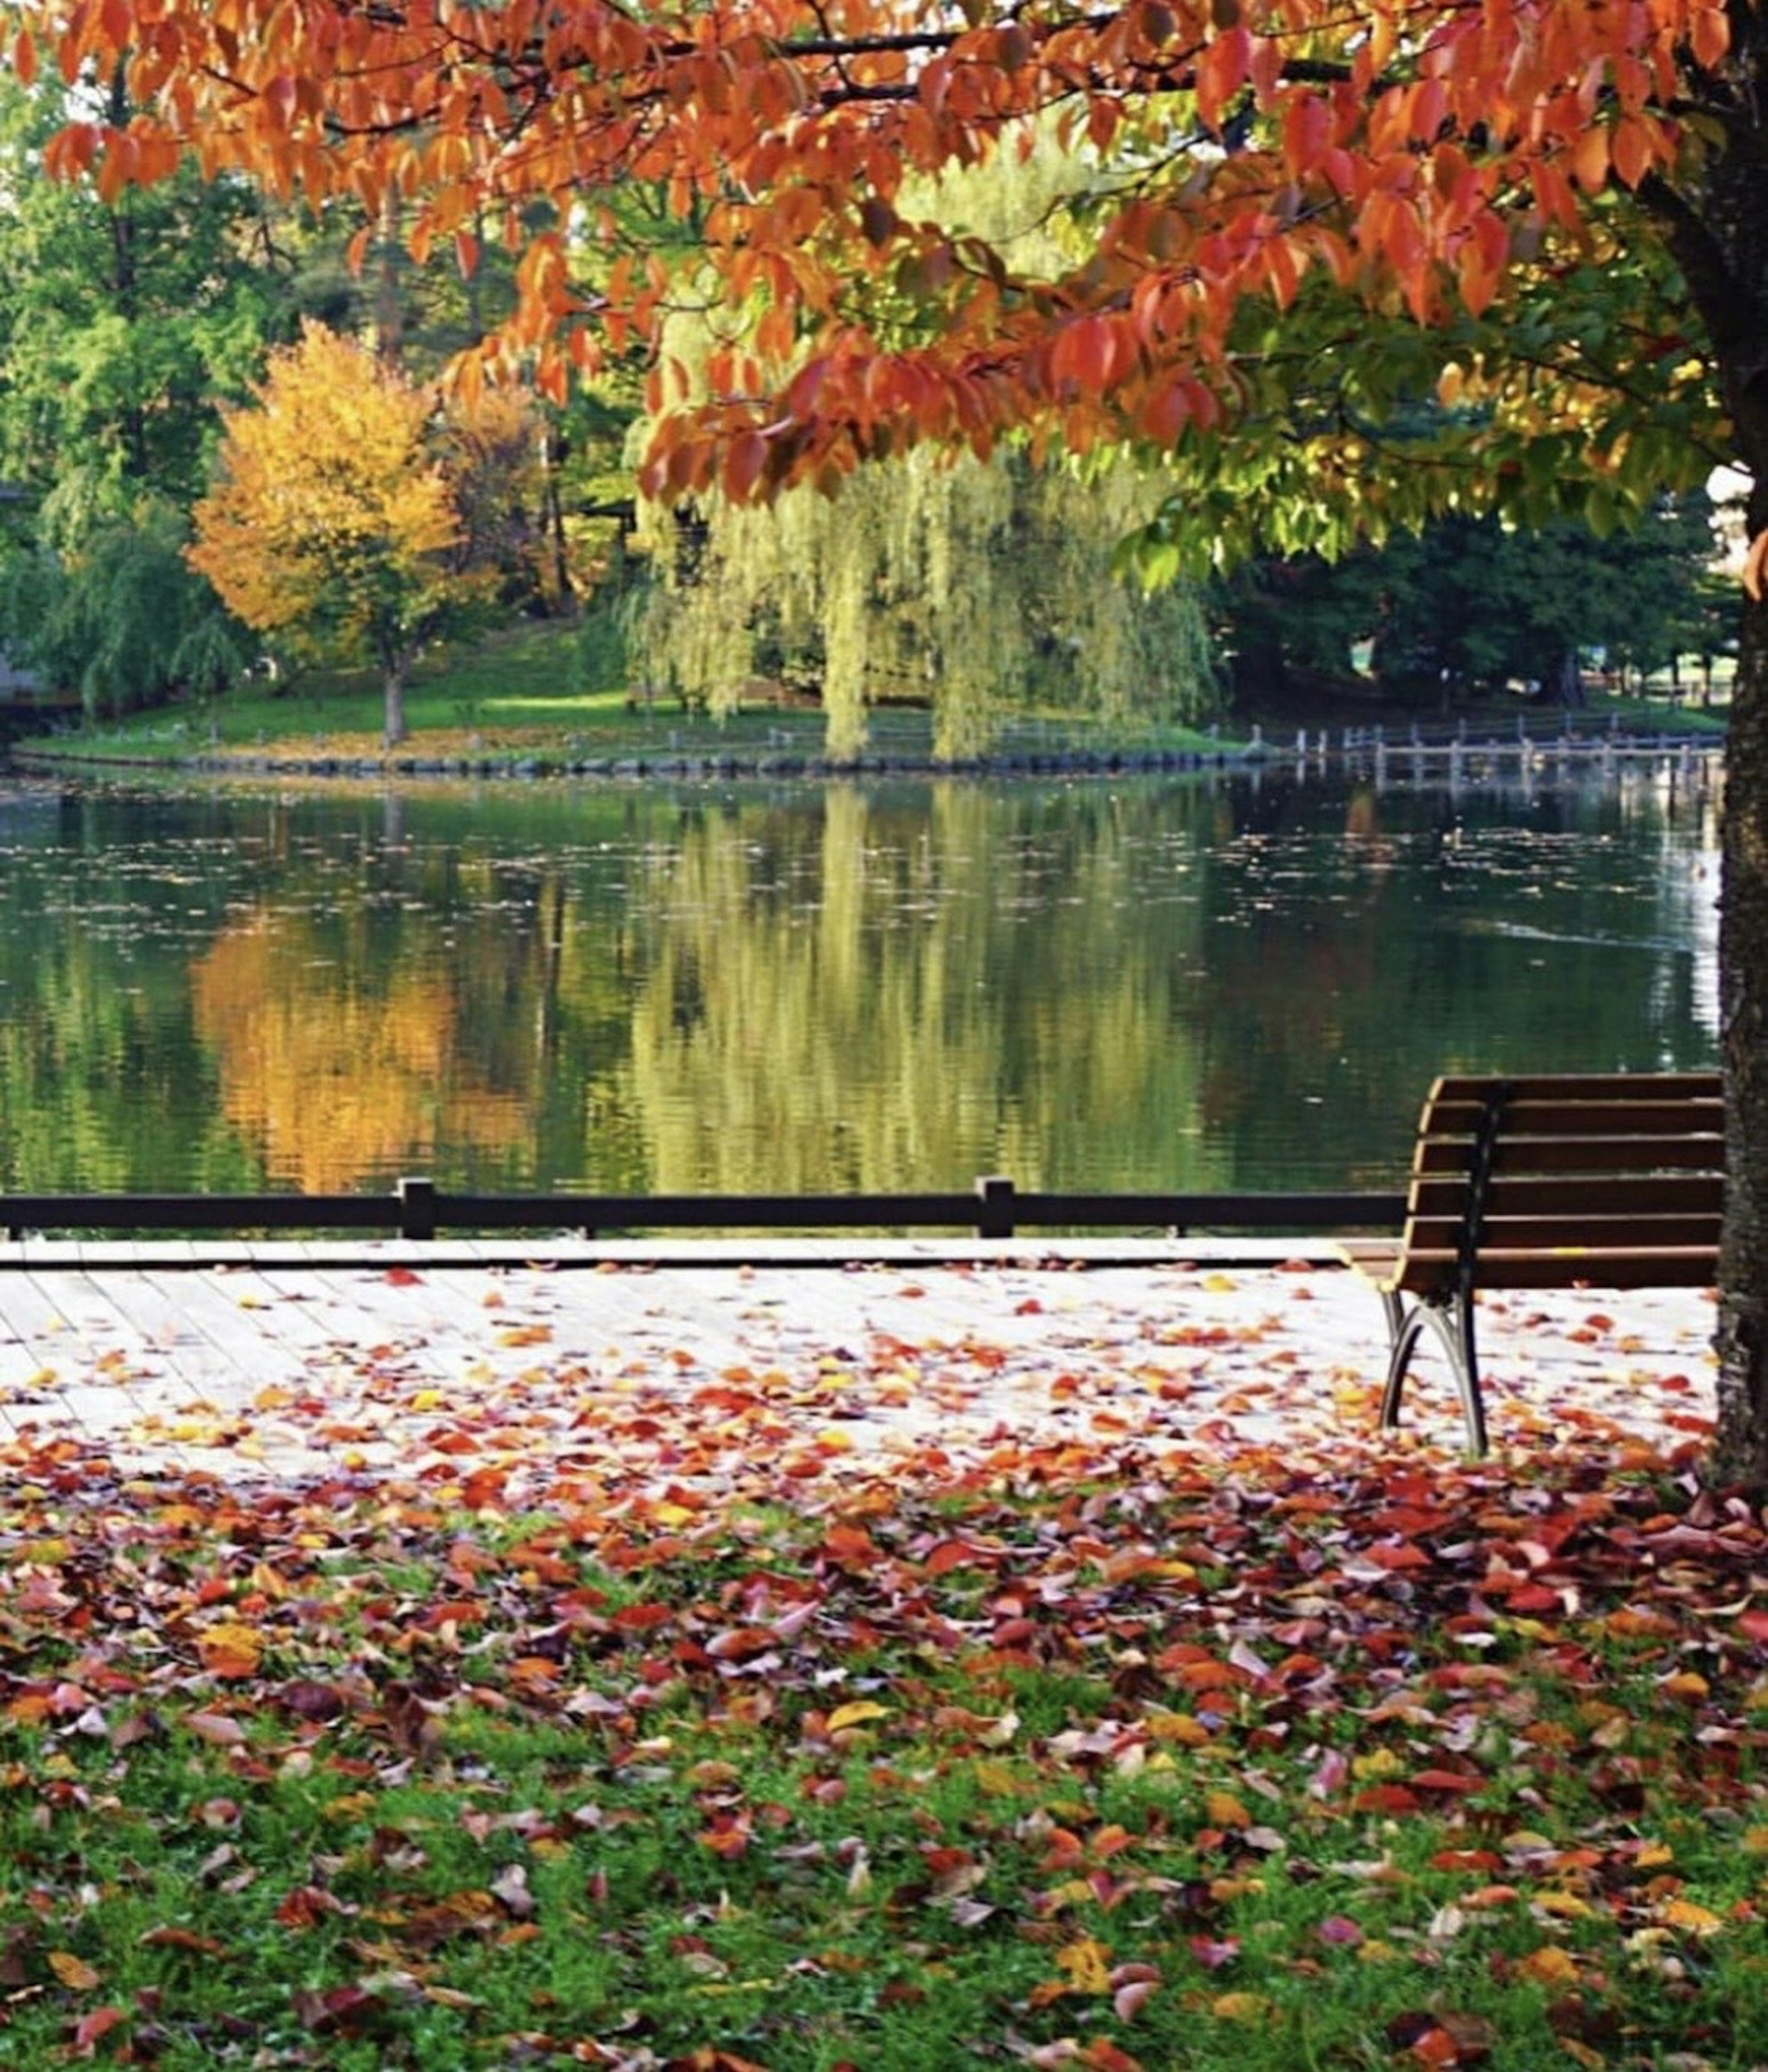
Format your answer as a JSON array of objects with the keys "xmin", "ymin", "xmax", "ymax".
[
  {"xmin": 1402, "ymin": 1213, "xmax": 1721, "ymax": 1253},
  {"xmin": 1391, "ymin": 1245, "xmax": 1717, "ymax": 1292},
  {"xmin": 1430, "ymin": 1072, "xmax": 1720, "ymax": 1101},
  {"xmin": 1419, "ymin": 1098, "xmax": 1723, "ymax": 1139},
  {"xmin": 1408, "ymin": 1175, "xmax": 1724, "ymax": 1218},
  {"xmin": 1414, "ymin": 1135, "xmax": 1725, "ymax": 1177}
]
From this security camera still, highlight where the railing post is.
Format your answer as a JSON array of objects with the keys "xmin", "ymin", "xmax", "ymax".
[
  {"xmin": 975, "ymin": 1175, "xmax": 1017, "ymax": 1240},
  {"xmin": 398, "ymin": 1176, "xmax": 438, "ymax": 1240}
]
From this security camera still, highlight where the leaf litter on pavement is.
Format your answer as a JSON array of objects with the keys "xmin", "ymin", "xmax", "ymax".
[{"xmin": 0, "ymin": 1258, "xmax": 1762, "ymax": 2070}]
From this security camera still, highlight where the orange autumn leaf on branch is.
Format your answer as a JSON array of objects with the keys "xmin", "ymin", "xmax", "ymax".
[{"xmin": 16, "ymin": 0, "xmax": 1727, "ymax": 509}]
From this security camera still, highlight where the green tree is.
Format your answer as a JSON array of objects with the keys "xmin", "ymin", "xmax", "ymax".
[
  {"xmin": 1225, "ymin": 494, "xmax": 1725, "ymax": 708},
  {"xmin": 0, "ymin": 496, "xmax": 246, "ymax": 720},
  {"xmin": 0, "ymin": 64, "xmax": 276, "ymax": 540}
]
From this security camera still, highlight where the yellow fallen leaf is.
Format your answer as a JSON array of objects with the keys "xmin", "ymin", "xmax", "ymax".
[
  {"xmin": 826, "ymin": 1701, "xmax": 891, "ymax": 1733},
  {"xmin": 1211, "ymin": 1991, "xmax": 1272, "ymax": 2023},
  {"xmin": 1204, "ymin": 1790, "xmax": 1251, "ymax": 1831},
  {"xmin": 1515, "ymin": 1945, "xmax": 1579, "ymax": 1988},
  {"xmin": 1352, "ymin": 1748, "xmax": 1405, "ymax": 1780},
  {"xmin": 1146, "ymin": 1712, "xmax": 1211, "ymax": 1747},
  {"xmin": 48, "ymin": 1951, "xmax": 101, "ymax": 1991},
  {"xmin": 197, "ymin": 1621, "xmax": 265, "ymax": 1679},
  {"xmin": 1055, "ymin": 1938, "xmax": 1113, "ymax": 1995},
  {"xmin": 1658, "ymin": 1898, "xmax": 1725, "ymax": 1936}
]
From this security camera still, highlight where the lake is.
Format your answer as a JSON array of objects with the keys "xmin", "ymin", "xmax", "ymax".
[{"xmin": 0, "ymin": 761, "xmax": 1720, "ymax": 1202}]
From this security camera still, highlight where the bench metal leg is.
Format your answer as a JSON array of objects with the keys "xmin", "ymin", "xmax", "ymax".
[{"xmin": 1378, "ymin": 1292, "xmax": 1489, "ymax": 1457}]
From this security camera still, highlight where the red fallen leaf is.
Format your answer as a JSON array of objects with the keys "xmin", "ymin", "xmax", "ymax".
[
  {"xmin": 1317, "ymin": 1913, "xmax": 1364, "ymax": 1946},
  {"xmin": 276, "ymin": 1886, "xmax": 349, "ymax": 1930},
  {"xmin": 384, "ymin": 1267, "xmax": 423, "ymax": 1286},
  {"xmin": 610, "ymin": 1602, "xmax": 675, "ymax": 1633},
  {"xmin": 1736, "ymin": 1608, "xmax": 1768, "ymax": 1645},
  {"xmin": 1503, "ymin": 1583, "xmax": 1564, "ymax": 1614},
  {"xmin": 139, "ymin": 1926, "xmax": 227, "ymax": 1956},
  {"xmin": 70, "ymin": 2006, "xmax": 128, "ymax": 2055},
  {"xmin": 1079, "ymin": 2043, "xmax": 1146, "ymax": 2072},
  {"xmin": 1189, "ymin": 1935, "xmax": 1239, "ymax": 1969},
  {"xmin": 1411, "ymin": 1769, "xmax": 1486, "ymax": 1794},
  {"xmin": 291, "ymin": 1985, "xmax": 392, "ymax": 2037},
  {"xmin": 1385, "ymin": 2011, "xmax": 1446, "ymax": 2050},
  {"xmin": 1352, "ymin": 1783, "xmax": 1421, "ymax": 1815},
  {"xmin": 1431, "ymin": 1849, "xmax": 1504, "ymax": 1873},
  {"xmin": 705, "ymin": 1625, "xmax": 777, "ymax": 1660},
  {"xmin": 1365, "ymin": 1541, "xmax": 1432, "ymax": 1571},
  {"xmin": 698, "ymin": 1823, "xmax": 752, "ymax": 1859}
]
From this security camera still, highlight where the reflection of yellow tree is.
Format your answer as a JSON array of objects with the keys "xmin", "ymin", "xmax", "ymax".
[
  {"xmin": 192, "ymin": 915, "xmax": 528, "ymax": 1190},
  {"xmin": 617, "ymin": 785, "xmax": 1226, "ymax": 1196}
]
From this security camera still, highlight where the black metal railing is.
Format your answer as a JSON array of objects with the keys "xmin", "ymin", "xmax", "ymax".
[{"xmin": 2, "ymin": 1176, "xmax": 1406, "ymax": 1243}]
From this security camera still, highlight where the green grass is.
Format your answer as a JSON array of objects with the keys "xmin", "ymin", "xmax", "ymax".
[
  {"xmin": 11, "ymin": 621, "xmax": 1243, "ymax": 773},
  {"xmin": 1, "ymin": 1439, "xmax": 1767, "ymax": 2069}
]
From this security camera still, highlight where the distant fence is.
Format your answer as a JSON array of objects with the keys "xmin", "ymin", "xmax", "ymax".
[
  {"xmin": 1254, "ymin": 717, "xmax": 1725, "ymax": 767},
  {"xmin": 1, "ymin": 1178, "xmax": 1406, "ymax": 1243}
]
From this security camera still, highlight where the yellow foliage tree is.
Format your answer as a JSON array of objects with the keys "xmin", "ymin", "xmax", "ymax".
[{"xmin": 187, "ymin": 321, "xmax": 461, "ymax": 746}]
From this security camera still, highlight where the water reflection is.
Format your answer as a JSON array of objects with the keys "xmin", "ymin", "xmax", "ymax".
[{"xmin": 0, "ymin": 766, "xmax": 1721, "ymax": 1197}]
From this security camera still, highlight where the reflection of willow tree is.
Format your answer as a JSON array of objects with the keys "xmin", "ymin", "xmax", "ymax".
[
  {"xmin": 191, "ymin": 911, "xmax": 532, "ymax": 1191},
  {"xmin": 614, "ymin": 785, "xmax": 1227, "ymax": 1195}
]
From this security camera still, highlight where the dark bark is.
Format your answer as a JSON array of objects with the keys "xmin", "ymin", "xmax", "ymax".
[
  {"xmin": 1640, "ymin": 10, "xmax": 1768, "ymax": 1480},
  {"xmin": 382, "ymin": 658, "xmax": 409, "ymax": 748},
  {"xmin": 1712, "ymin": 584, "xmax": 1768, "ymax": 1481}
]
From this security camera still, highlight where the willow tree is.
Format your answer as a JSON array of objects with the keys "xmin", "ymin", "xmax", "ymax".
[
  {"xmin": 632, "ymin": 133, "xmax": 1217, "ymax": 760},
  {"xmin": 23, "ymin": 0, "xmax": 1768, "ymax": 1477},
  {"xmin": 634, "ymin": 451, "xmax": 1218, "ymax": 760}
]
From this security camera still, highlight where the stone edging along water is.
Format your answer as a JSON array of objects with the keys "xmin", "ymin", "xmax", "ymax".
[
  {"xmin": 12, "ymin": 743, "xmax": 1254, "ymax": 782},
  {"xmin": 8, "ymin": 722, "xmax": 1725, "ymax": 783}
]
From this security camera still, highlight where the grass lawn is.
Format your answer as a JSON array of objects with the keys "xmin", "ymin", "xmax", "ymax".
[
  {"xmin": 2, "ymin": 1401, "xmax": 1764, "ymax": 2070},
  {"xmin": 9, "ymin": 623, "xmax": 1242, "ymax": 772}
]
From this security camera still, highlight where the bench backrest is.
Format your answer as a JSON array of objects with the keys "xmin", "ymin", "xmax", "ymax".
[{"xmin": 1396, "ymin": 1072, "xmax": 1724, "ymax": 1293}]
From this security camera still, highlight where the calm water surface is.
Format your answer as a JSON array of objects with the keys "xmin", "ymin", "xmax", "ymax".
[{"xmin": 0, "ymin": 766, "xmax": 1720, "ymax": 1199}]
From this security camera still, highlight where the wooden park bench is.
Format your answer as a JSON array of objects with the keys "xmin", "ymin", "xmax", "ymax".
[{"xmin": 1341, "ymin": 1072, "xmax": 1722, "ymax": 1455}]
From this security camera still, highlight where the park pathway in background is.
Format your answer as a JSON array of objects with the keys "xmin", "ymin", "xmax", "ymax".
[{"xmin": 0, "ymin": 1245, "xmax": 1719, "ymax": 1485}]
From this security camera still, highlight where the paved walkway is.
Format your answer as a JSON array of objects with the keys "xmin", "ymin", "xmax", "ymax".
[{"xmin": 0, "ymin": 1242, "xmax": 1719, "ymax": 1485}]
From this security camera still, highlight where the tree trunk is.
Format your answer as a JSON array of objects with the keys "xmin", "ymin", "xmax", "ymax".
[
  {"xmin": 1710, "ymin": 580, "xmax": 1768, "ymax": 1481},
  {"xmin": 1640, "ymin": 11, "xmax": 1768, "ymax": 1482},
  {"xmin": 383, "ymin": 660, "xmax": 408, "ymax": 748}
]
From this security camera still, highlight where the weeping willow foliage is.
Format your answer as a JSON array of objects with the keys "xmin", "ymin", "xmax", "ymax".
[
  {"xmin": 633, "ymin": 453, "xmax": 1218, "ymax": 760},
  {"xmin": 628, "ymin": 127, "xmax": 1219, "ymax": 761}
]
